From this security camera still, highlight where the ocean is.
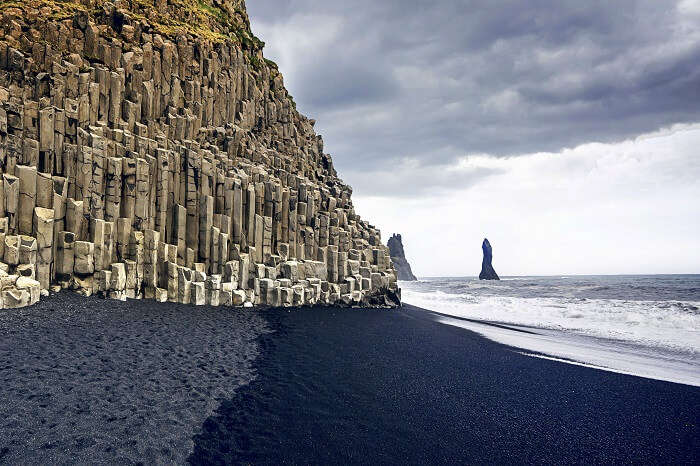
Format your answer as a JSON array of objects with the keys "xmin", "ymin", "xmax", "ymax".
[{"xmin": 401, "ymin": 275, "xmax": 700, "ymax": 385}]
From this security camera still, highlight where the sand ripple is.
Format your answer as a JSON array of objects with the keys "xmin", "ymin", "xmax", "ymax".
[{"xmin": 0, "ymin": 293, "xmax": 269, "ymax": 464}]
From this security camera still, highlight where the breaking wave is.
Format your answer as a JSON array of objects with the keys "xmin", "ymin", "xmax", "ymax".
[{"xmin": 401, "ymin": 275, "xmax": 700, "ymax": 355}]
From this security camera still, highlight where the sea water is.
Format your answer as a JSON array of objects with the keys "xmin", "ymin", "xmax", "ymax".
[{"xmin": 401, "ymin": 275, "xmax": 700, "ymax": 386}]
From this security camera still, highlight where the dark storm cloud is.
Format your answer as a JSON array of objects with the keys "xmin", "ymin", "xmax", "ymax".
[
  {"xmin": 295, "ymin": 55, "xmax": 399, "ymax": 109},
  {"xmin": 247, "ymin": 0, "xmax": 700, "ymax": 196}
]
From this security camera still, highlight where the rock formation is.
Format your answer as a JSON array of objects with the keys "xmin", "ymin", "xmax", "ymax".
[
  {"xmin": 0, "ymin": 0, "xmax": 399, "ymax": 309},
  {"xmin": 387, "ymin": 234, "xmax": 416, "ymax": 281},
  {"xmin": 479, "ymin": 238, "xmax": 499, "ymax": 280}
]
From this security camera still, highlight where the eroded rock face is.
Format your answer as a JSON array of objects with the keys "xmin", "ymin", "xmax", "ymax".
[
  {"xmin": 0, "ymin": 0, "xmax": 399, "ymax": 309},
  {"xmin": 387, "ymin": 234, "xmax": 417, "ymax": 281},
  {"xmin": 479, "ymin": 238, "xmax": 500, "ymax": 281}
]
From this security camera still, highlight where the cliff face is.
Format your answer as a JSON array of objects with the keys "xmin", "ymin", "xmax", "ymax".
[
  {"xmin": 479, "ymin": 238, "xmax": 499, "ymax": 280},
  {"xmin": 0, "ymin": 0, "xmax": 399, "ymax": 309},
  {"xmin": 387, "ymin": 234, "xmax": 417, "ymax": 281}
]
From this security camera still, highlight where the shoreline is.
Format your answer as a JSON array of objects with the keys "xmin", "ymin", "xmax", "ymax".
[{"xmin": 417, "ymin": 306, "xmax": 700, "ymax": 387}]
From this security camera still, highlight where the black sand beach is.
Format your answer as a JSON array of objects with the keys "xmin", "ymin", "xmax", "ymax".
[
  {"xmin": 190, "ymin": 304, "xmax": 699, "ymax": 465},
  {"xmin": 1, "ymin": 297, "xmax": 698, "ymax": 464},
  {"xmin": 0, "ymin": 294, "xmax": 268, "ymax": 464}
]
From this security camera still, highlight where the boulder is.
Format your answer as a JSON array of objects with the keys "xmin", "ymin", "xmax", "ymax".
[
  {"xmin": 232, "ymin": 290, "xmax": 246, "ymax": 306},
  {"xmin": 3, "ymin": 288, "xmax": 30, "ymax": 308},
  {"xmin": 74, "ymin": 241, "xmax": 94, "ymax": 275},
  {"xmin": 191, "ymin": 282, "xmax": 205, "ymax": 305},
  {"xmin": 110, "ymin": 263, "xmax": 126, "ymax": 291}
]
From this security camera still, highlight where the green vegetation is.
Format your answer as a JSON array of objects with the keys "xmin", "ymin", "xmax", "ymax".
[
  {"xmin": 0, "ymin": 0, "xmax": 88, "ymax": 21},
  {"xmin": 264, "ymin": 58, "xmax": 278, "ymax": 70},
  {"xmin": 0, "ymin": 0, "xmax": 290, "ymax": 87},
  {"xmin": 248, "ymin": 55, "xmax": 263, "ymax": 72},
  {"xmin": 197, "ymin": 0, "xmax": 227, "ymax": 22},
  {"xmin": 0, "ymin": 0, "xmax": 263, "ymax": 45}
]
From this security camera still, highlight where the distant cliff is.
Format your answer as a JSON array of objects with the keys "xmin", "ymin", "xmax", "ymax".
[
  {"xmin": 479, "ymin": 238, "xmax": 500, "ymax": 280},
  {"xmin": 388, "ymin": 234, "xmax": 417, "ymax": 281}
]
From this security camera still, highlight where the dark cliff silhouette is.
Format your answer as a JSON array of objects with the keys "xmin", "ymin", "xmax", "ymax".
[
  {"xmin": 388, "ymin": 234, "xmax": 417, "ymax": 281},
  {"xmin": 479, "ymin": 238, "xmax": 500, "ymax": 280}
]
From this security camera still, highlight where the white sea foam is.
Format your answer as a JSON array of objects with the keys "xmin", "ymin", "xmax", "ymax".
[
  {"xmin": 402, "ymin": 288, "xmax": 699, "ymax": 354},
  {"xmin": 401, "ymin": 276, "xmax": 700, "ymax": 385},
  {"xmin": 433, "ymin": 316, "xmax": 700, "ymax": 387}
]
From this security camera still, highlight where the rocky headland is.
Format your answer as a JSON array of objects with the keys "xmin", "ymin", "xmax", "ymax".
[
  {"xmin": 479, "ymin": 238, "xmax": 499, "ymax": 280},
  {"xmin": 0, "ymin": 0, "xmax": 399, "ymax": 309},
  {"xmin": 387, "ymin": 233, "xmax": 416, "ymax": 281}
]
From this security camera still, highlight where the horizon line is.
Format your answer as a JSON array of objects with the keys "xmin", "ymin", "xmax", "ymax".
[{"xmin": 406, "ymin": 273, "xmax": 700, "ymax": 279}]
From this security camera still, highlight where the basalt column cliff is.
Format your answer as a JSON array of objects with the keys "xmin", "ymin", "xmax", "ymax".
[{"xmin": 0, "ymin": 0, "xmax": 399, "ymax": 309}]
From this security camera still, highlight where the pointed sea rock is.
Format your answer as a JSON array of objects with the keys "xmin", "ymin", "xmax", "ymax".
[
  {"xmin": 388, "ymin": 234, "xmax": 417, "ymax": 281},
  {"xmin": 479, "ymin": 238, "xmax": 500, "ymax": 280}
]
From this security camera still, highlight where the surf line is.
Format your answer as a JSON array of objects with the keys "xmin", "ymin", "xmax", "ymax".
[{"xmin": 514, "ymin": 351, "xmax": 686, "ymax": 385}]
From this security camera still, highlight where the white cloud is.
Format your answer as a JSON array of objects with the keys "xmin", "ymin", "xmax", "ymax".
[
  {"xmin": 678, "ymin": 0, "xmax": 700, "ymax": 16},
  {"xmin": 481, "ymin": 89, "xmax": 521, "ymax": 114},
  {"xmin": 353, "ymin": 124, "xmax": 700, "ymax": 276},
  {"xmin": 250, "ymin": 13, "xmax": 343, "ymax": 100}
]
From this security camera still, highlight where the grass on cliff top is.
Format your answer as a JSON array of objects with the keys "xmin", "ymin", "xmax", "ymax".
[
  {"xmin": 0, "ymin": 0, "xmax": 87, "ymax": 20},
  {"xmin": 0, "ymin": 0, "xmax": 265, "ymax": 46},
  {"xmin": 0, "ymin": 0, "xmax": 296, "ymax": 111}
]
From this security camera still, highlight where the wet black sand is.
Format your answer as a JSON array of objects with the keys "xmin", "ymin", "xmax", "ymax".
[
  {"xmin": 190, "ymin": 304, "xmax": 699, "ymax": 465},
  {"xmin": 1, "ymin": 298, "xmax": 697, "ymax": 464}
]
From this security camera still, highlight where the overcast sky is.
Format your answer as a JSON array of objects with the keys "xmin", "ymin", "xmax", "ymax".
[{"xmin": 248, "ymin": 0, "xmax": 700, "ymax": 276}]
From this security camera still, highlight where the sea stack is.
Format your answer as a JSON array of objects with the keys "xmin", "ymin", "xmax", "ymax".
[
  {"xmin": 0, "ymin": 0, "xmax": 399, "ymax": 309},
  {"xmin": 387, "ymin": 234, "xmax": 417, "ymax": 281},
  {"xmin": 479, "ymin": 238, "xmax": 500, "ymax": 280}
]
